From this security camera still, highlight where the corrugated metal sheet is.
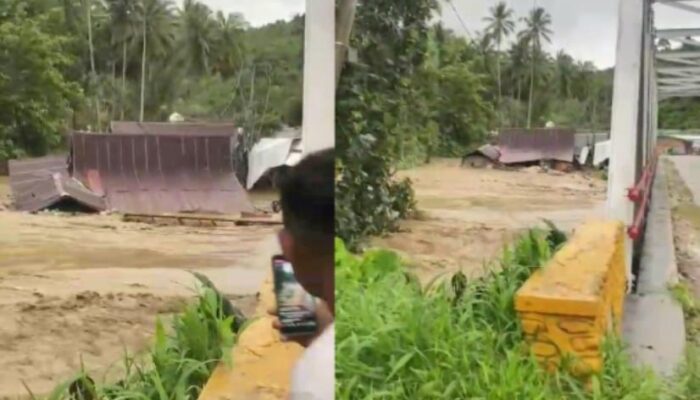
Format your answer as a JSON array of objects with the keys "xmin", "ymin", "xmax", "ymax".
[
  {"xmin": 498, "ymin": 128, "xmax": 575, "ymax": 164},
  {"xmin": 71, "ymin": 133, "xmax": 253, "ymax": 215},
  {"xmin": 477, "ymin": 144, "xmax": 500, "ymax": 161},
  {"xmin": 110, "ymin": 121, "xmax": 237, "ymax": 137},
  {"xmin": 9, "ymin": 155, "xmax": 105, "ymax": 212}
]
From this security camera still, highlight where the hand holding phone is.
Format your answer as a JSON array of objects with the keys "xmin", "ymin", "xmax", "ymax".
[{"xmin": 271, "ymin": 255, "xmax": 318, "ymax": 339}]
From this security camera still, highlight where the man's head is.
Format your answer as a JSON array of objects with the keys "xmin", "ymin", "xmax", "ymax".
[{"xmin": 277, "ymin": 148, "xmax": 334, "ymax": 310}]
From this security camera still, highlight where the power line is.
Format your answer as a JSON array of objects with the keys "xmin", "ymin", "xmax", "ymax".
[{"xmin": 445, "ymin": 0, "xmax": 473, "ymax": 39}]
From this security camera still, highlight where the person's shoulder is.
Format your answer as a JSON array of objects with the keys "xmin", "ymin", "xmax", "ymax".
[
  {"xmin": 289, "ymin": 324, "xmax": 335, "ymax": 400},
  {"xmin": 296, "ymin": 323, "xmax": 334, "ymax": 370}
]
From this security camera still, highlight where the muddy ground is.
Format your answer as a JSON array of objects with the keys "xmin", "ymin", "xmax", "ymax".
[
  {"xmin": 373, "ymin": 159, "xmax": 607, "ymax": 282},
  {"xmin": 0, "ymin": 179, "xmax": 278, "ymax": 398}
]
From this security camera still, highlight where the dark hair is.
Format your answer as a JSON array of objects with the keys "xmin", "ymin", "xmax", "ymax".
[{"xmin": 278, "ymin": 148, "xmax": 334, "ymax": 253}]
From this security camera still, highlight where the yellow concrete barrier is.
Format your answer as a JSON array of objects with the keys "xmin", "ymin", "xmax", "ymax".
[
  {"xmin": 515, "ymin": 220, "xmax": 626, "ymax": 376},
  {"xmin": 198, "ymin": 273, "xmax": 304, "ymax": 400}
]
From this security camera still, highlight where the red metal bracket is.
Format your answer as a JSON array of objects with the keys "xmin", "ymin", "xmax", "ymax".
[{"xmin": 627, "ymin": 156, "xmax": 658, "ymax": 239}]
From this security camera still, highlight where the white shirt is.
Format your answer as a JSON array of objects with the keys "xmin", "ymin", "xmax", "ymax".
[{"xmin": 289, "ymin": 323, "xmax": 335, "ymax": 400}]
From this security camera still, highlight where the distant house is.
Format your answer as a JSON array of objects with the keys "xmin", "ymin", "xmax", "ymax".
[
  {"xmin": 657, "ymin": 136, "xmax": 691, "ymax": 155},
  {"xmin": 692, "ymin": 140, "xmax": 700, "ymax": 154}
]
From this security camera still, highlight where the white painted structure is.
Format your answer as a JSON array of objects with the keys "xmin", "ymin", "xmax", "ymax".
[
  {"xmin": 302, "ymin": 0, "xmax": 335, "ymax": 155},
  {"xmin": 608, "ymin": 0, "xmax": 648, "ymax": 286},
  {"xmin": 608, "ymin": 0, "xmax": 700, "ymax": 286},
  {"xmin": 246, "ymin": 138, "xmax": 303, "ymax": 189},
  {"xmin": 594, "ymin": 140, "xmax": 611, "ymax": 167}
]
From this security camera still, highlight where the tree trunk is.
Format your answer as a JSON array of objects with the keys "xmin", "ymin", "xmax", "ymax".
[
  {"xmin": 140, "ymin": 18, "xmax": 147, "ymax": 123},
  {"xmin": 111, "ymin": 61, "xmax": 116, "ymax": 120},
  {"xmin": 121, "ymin": 40, "xmax": 127, "ymax": 120},
  {"xmin": 85, "ymin": 0, "xmax": 100, "ymax": 130},
  {"xmin": 527, "ymin": 50, "xmax": 535, "ymax": 129},
  {"xmin": 496, "ymin": 40, "xmax": 502, "ymax": 128},
  {"xmin": 335, "ymin": 0, "xmax": 357, "ymax": 85}
]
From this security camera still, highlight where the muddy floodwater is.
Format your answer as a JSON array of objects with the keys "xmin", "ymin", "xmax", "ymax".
[
  {"xmin": 0, "ymin": 182, "xmax": 278, "ymax": 398},
  {"xmin": 373, "ymin": 159, "xmax": 607, "ymax": 282}
]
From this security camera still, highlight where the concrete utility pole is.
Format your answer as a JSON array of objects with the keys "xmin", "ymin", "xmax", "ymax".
[
  {"xmin": 302, "ymin": 0, "xmax": 335, "ymax": 155},
  {"xmin": 608, "ymin": 0, "xmax": 647, "ymax": 286},
  {"xmin": 336, "ymin": 0, "xmax": 357, "ymax": 85}
]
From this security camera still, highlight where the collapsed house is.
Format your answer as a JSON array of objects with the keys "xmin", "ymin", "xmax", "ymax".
[
  {"xmin": 9, "ymin": 122, "xmax": 253, "ymax": 214},
  {"xmin": 461, "ymin": 144, "xmax": 500, "ymax": 168},
  {"xmin": 463, "ymin": 129, "xmax": 611, "ymax": 170},
  {"xmin": 656, "ymin": 136, "xmax": 693, "ymax": 155},
  {"xmin": 497, "ymin": 128, "xmax": 576, "ymax": 165},
  {"xmin": 9, "ymin": 155, "xmax": 105, "ymax": 212}
]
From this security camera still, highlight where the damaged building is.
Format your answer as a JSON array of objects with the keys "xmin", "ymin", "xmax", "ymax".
[{"xmin": 8, "ymin": 123, "xmax": 252, "ymax": 215}]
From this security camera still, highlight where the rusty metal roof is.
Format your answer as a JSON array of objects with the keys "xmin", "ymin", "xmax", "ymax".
[
  {"xmin": 9, "ymin": 155, "xmax": 105, "ymax": 212},
  {"xmin": 110, "ymin": 121, "xmax": 236, "ymax": 136},
  {"xmin": 477, "ymin": 144, "xmax": 501, "ymax": 161},
  {"xmin": 463, "ymin": 144, "xmax": 501, "ymax": 162},
  {"xmin": 498, "ymin": 128, "xmax": 575, "ymax": 164},
  {"xmin": 70, "ymin": 132, "xmax": 253, "ymax": 215}
]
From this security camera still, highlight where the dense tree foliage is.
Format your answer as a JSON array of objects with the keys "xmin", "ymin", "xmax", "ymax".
[
  {"xmin": 660, "ymin": 98, "xmax": 700, "ymax": 130},
  {"xmin": 0, "ymin": 1, "xmax": 83, "ymax": 158},
  {"xmin": 0, "ymin": 0, "xmax": 303, "ymax": 158},
  {"xmin": 336, "ymin": 1, "xmax": 616, "ymax": 247}
]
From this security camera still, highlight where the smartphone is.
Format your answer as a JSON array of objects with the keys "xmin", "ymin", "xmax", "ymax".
[{"xmin": 271, "ymin": 255, "xmax": 318, "ymax": 337}]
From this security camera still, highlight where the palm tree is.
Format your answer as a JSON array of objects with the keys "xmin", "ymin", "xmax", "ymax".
[
  {"xmin": 134, "ymin": 0, "xmax": 175, "ymax": 122},
  {"xmin": 212, "ymin": 11, "xmax": 247, "ymax": 77},
  {"xmin": 106, "ymin": 0, "xmax": 138, "ymax": 120},
  {"xmin": 518, "ymin": 7, "xmax": 552, "ymax": 128},
  {"xmin": 83, "ymin": 0, "xmax": 101, "ymax": 129},
  {"xmin": 483, "ymin": 1, "xmax": 515, "ymax": 114},
  {"xmin": 180, "ymin": 0, "xmax": 216, "ymax": 75},
  {"xmin": 507, "ymin": 37, "xmax": 529, "ymax": 101},
  {"xmin": 555, "ymin": 51, "xmax": 575, "ymax": 99}
]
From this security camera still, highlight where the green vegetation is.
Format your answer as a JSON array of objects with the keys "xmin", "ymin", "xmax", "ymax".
[
  {"xmin": 0, "ymin": 0, "xmax": 303, "ymax": 160},
  {"xmin": 335, "ymin": 1, "xmax": 614, "ymax": 247},
  {"xmin": 45, "ymin": 287, "xmax": 236, "ymax": 399},
  {"xmin": 671, "ymin": 281, "xmax": 698, "ymax": 317},
  {"xmin": 336, "ymin": 229, "xmax": 700, "ymax": 399},
  {"xmin": 657, "ymin": 38, "xmax": 700, "ymax": 130}
]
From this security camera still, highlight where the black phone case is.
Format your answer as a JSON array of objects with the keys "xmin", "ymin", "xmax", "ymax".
[{"xmin": 272, "ymin": 256, "xmax": 318, "ymax": 337}]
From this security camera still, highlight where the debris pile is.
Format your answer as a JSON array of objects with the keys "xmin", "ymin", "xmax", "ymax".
[{"xmin": 462, "ymin": 128, "xmax": 610, "ymax": 173}]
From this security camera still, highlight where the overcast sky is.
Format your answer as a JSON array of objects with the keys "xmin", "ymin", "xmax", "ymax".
[
  {"xmin": 192, "ymin": 0, "xmax": 698, "ymax": 69},
  {"xmin": 190, "ymin": 0, "xmax": 304, "ymax": 27},
  {"xmin": 441, "ymin": 0, "xmax": 699, "ymax": 69}
]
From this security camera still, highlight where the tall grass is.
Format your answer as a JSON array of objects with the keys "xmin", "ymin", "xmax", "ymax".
[
  {"xmin": 45, "ymin": 288, "xmax": 236, "ymax": 400},
  {"xmin": 336, "ymin": 229, "xmax": 668, "ymax": 399}
]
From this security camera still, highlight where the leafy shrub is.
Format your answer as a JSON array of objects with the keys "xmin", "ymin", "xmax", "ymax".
[
  {"xmin": 336, "ymin": 228, "xmax": 670, "ymax": 399},
  {"xmin": 335, "ymin": 133, "xmax": 416, "ymax": 250},
  {"xmin": 46, "ymin": 288, "xmax": 236, "ymax": 400}
]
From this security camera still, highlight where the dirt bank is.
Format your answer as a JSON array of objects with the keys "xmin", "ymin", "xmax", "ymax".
[
  {"xmin": 666, "ymin": 158, "xmax": 700, "ymax": 304},
  {"xmin": 373, "ymin": 159, "xmax": 606, "ymax": 282}
]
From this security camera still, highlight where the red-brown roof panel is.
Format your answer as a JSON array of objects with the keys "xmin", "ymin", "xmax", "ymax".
[
  {"xmin": 498, "ymin": 128, "xmax": 576, "ymax": 164},
  {"xmin": 71, "ymin": 133, "xmax": 253, "ymax": 215}
]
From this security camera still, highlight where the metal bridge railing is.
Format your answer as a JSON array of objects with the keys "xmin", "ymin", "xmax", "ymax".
[{"xmin": 626, "ymin": 154, "xmax": 658, "ymax": 240}]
